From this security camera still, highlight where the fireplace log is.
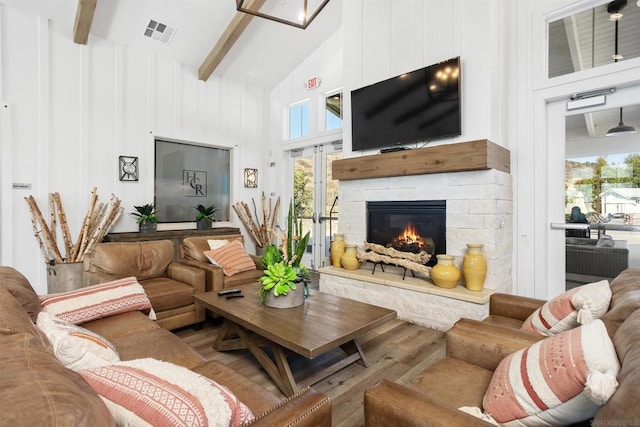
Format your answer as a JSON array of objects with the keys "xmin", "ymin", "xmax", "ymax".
[
  {"xmin": 362, "ymin": 242, "xmax": 431, "ymax": 264},
  {"xmin": 357, "ymin": 246, "xmax": 432, "ymax": 277}
]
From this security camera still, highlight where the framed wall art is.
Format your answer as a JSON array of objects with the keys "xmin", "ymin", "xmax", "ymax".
[
  {"xmin": 154, "ymin": 139, "xmax": 231, "ymax": 223},
  {"xmin": 119, "ymin": 156, "xmax": 139, "ymax": 181}
]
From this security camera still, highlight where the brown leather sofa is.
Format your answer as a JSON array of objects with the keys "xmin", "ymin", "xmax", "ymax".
[
  {"xmin": 83, "ymin": 240, "xmax": 206, "ymax": 330},
  {"xmin": 0, "ymin": 266, "xmax": 331, "ymax": 426},
  {"xmin": 179, "ymin": 234, "xmax": 264, "ymax": 292},
  {"xmin": 364, "ymin": 268, "xmax": 640, "ymax": 426}
]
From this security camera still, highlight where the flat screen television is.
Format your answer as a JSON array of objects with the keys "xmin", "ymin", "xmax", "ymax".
[{"xmin": 351, "ymin": 56, "xmax": 461, "ymax": 152}]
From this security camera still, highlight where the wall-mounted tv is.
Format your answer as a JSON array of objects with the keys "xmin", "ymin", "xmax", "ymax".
[{"xmin": 351, "ymin": 56, "xmax": 461, "ymax": 152}]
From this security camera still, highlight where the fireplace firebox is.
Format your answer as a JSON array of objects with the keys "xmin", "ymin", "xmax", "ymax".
[{"xmin": 366, "ymin": 200, "xmax": 446, "ymax": 267}]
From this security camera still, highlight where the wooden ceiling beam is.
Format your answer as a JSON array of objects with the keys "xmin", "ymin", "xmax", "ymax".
[
  {"xmin": 73, "ymin": 0, "xmax": 97, "ymax": 45},
  {"xmin": 198, "ymin": 0, "xmax": 265, "ymax": 81}
]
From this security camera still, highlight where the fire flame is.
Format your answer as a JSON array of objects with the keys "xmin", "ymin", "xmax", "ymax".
[
  {"xmin": 389, "ymin": 223, "xmax": 434, "ymax": 254},
  {"xmin": 400, "ymin": 224, "xmax": 421, "ymax": 244}
]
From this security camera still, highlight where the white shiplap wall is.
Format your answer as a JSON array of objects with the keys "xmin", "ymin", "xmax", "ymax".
[{"xmin": 0, "ymin": 5, "xmax": 267, "ymax": 293}]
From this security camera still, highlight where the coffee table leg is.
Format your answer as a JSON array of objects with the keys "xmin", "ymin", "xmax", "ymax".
[
  {"xmin": 339, "ymin": 338, "xmax": 369, "ymax": 367},
  {"xmin": 213, "ymin": 319, "xmax": 245, "ymax": 351},
  {"xmin": 222, "ymin": 319, "xmax": 299, "ymax": 396}
]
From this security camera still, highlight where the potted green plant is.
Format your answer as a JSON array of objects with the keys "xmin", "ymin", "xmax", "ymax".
[
  {"xmin": 130, "ymin": 203, "xmax": 158, "ymax": 233},
  {"xmin": 195, "ymin": 204, "xmax": 218, "ymax": 230},
  {"xmin": 258, "ymin": 200, "xmax": 310, "ymax": 308}
]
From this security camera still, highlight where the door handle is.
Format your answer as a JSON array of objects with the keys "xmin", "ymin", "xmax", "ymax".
[
  {"xmin": 550, "ymin": 223, "xmax": 589, "ymax": 230},
  {"xmin": 318, "ymin": 215, "xmax": 337, "ymax": 224}
]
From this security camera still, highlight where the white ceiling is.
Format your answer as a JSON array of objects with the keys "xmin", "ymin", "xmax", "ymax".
[{"xmin": 0, "ymin": 0, "xmax": 342, "ymax": 89}]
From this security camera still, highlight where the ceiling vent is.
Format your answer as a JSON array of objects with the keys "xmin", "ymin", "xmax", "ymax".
[{"xmin": 144, "ymin": 20, "xmax": 176, "ymax": 44}]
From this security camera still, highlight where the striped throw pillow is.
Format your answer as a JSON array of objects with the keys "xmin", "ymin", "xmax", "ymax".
[
  {"xmin": 521, "ymin": 280, "xmax": 611, "ymax": 336},
  {"xmin": 79, "ymin": 358, "xmax": 254, "ymax": 427},
  {"xmin": 40, "ymin": 276, "xmax": 154, "ymax": 325},
  {"xmin": 483, "ymin": 319, "xmax": 619, "ymax": 425},
  {"xmin": 203, "ymin": 240, "xmax": 256, "ymax": 276},
  {"xmin": 36, "ymin": 311, "xmax": 119, "ymax": 370}
]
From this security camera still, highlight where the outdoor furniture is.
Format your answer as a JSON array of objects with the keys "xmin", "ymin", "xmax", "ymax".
[{"xmin": 566, "ymin": 237, "xmax": 629, "ymax": 283}]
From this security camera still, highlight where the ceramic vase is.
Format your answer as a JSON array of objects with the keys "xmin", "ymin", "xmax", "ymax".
[
  {"xmin": 340, "ymin": 244, "xmax": 361, "ymax": 270},
  {"xmin": 330, "ymin": 233, "xmax": 346, "ymax": 268},
  {"xmin": 463, "ymin": 243, "xmax": 487, "ymax": 291},
  {"xmin": 430, "ymin": 254, "xmax": 461, "ymax": 288}
]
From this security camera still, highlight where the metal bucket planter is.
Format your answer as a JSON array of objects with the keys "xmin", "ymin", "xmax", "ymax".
[
  {"xmin": 264, "ymin": 282, "xmax": 305, "ymax": 308},
  {"xmin": 46, "ymin": 262, "xmax": 84, "ymax": 294}
]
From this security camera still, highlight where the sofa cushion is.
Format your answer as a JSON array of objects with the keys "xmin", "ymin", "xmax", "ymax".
[
  {"xmin": 80, "ymin": 358, "xmax": 254, "ymax": 427},
  {"xmin": 0, "ymin": 332, "xmax": 114, "ymax": 426},
  {"xmin": 109, "ymin": 327, "xmax": 205, "ymax": 369},
  {"xmin": 409, "ymin": 357, "xmax": 494, "ymax": 409},
  {"xmin": 0, "ymin": 266, "xmax": 43, "ymax": 321},
  {"xmin": 520, "ymin": 279, "xmax": 611, "ymax": 336},
  {"xmin": 37, "ymin": 311, "xmax": 120, "ymax": 370},
  {"xmin": 204, "ymin": 241, "xmax": 257, "ymax": 276},
  {"xmin": 87, "ymin": 240, "xmax": 174, "ymax": 280},
  {"xmin": 40, "ymin": 276, "xmax": 154, "ymax": 324},
  {"xmin": 141, "ymin": 277, "xmax": 196, "ymax": 312},
  {"xmin": 483, "ymin": 319, "xmax": 619, "ymax": 425}
]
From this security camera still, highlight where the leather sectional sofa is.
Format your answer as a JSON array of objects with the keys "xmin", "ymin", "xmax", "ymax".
[
  {"xmin": 365, "ymin": 268, "xmax": 640, "ymax": 425},
  {"xmin": 0, "ymin": 266, "xmax": 331, "ymax": 426}
]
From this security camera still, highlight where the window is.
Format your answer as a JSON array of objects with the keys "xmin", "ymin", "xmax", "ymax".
[
  {"xmin": 289, "ymin": 102, "xmax": 310, "ymax": 139},
  {"xmin": 325, "ymin": 93, "xmax": 342, "ymax": 130}
]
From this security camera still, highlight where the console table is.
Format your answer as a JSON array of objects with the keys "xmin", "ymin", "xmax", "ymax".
[{"xmin": 103, "ymin": 227, "xmax": 241, "ymax": 261}]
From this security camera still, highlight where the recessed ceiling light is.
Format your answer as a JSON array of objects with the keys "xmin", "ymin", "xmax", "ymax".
[{"xmin": 143, "ymin": 19, "xmax": 176, "ymax": 45}]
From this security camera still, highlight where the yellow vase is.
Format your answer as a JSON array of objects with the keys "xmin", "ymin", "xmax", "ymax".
[
  {"xmin": 340, "ymin": 244, "xmax": 361, "ymax": 270},
  {"xmin": 330, "ymin": 233, "xmax": 346, "ymax": 268},
  {"xmin": 431, "ymin": 254, "xmax": 461, "ymax": 288},
  {"xmin": 463, "ymin": 243, "xmax": 487, "ymax": 291}
]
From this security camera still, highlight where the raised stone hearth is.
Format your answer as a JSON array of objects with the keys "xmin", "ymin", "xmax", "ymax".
[
  {"xmin": 319, "ymin": 265, "xmax": 492, "ymax": 331},
  {"xmin": 321, "ymin": 140, "xmax": 512, "ymax": 330}
]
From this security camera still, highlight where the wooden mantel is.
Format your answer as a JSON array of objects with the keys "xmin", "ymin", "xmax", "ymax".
[{"xmin": 332, "ymin": 139, "xmax": 510, "ymax": 181}]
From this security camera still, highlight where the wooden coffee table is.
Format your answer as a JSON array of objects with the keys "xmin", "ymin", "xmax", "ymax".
[{"xmin": 194, "ymin": 283, "xmax": 397, "ymax": 396}]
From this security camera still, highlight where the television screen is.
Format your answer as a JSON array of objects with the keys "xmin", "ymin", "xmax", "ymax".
[{"xmin": 351, "ymin": 57, "xmax": 461, "ymax": 152}]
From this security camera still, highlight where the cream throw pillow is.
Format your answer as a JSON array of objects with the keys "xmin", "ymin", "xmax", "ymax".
[{"xmin": 36, "ymin": 311, "xmax": 120, "ymax": 371}]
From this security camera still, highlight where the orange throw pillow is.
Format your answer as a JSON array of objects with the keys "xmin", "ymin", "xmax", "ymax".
[{"xmin": 203, "ymin": 241, "xmax": 256, "ymax": 276}]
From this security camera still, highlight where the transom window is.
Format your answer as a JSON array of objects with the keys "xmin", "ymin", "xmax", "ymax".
[{"xmin": 289, "ymin": 102, "xmax": 310, "ymax": 139}]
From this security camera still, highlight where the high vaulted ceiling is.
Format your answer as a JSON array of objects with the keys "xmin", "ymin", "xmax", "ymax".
[{"xmin": 1, "ymin": 0, "xmax": 342, "ymax": 89}]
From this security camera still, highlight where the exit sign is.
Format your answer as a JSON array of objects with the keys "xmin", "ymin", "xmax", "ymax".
[{"xmin": 305, "ymin": 76, "xmax": 321, "ymax": 90}]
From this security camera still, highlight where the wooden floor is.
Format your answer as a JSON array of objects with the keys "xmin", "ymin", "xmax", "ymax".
[{"xmin": 174, "ymin": 316, "xmax": 446, "ymax": 426}]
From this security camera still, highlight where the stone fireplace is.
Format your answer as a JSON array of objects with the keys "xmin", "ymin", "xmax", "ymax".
[{"xmin": 319, "ymin": 140, "xmax": 512, "ymax": 330}]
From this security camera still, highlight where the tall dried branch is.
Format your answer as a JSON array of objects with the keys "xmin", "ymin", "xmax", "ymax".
[
  {"xmin": 53, "ymin": 192, "xmax": 74, "ymax": 260},
  {"xmin": 25, "ymin": 195, "xmax": 63, "ymax": 263}
]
